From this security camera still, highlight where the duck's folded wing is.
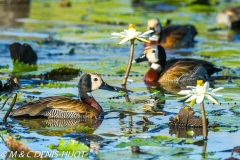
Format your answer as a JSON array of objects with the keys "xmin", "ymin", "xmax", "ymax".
[
  {"xmin": 160, "ymin": 60, "xmax": 207, "ymax": 82},
  {"xmin": 162, "ymin": 25, "xmax": 197, "ymax": 48},
  {"xmin": 10, "ymin": 96, "xmax": 77, "ymax": 117}
]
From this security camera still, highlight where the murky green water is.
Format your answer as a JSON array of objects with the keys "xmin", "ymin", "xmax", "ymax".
[{"xmin": 0, "ymin": 0, "xmax": 240, "ymax": 159}]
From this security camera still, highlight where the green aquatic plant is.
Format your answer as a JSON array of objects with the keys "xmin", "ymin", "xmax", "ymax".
[
  {"xmin": 46, "ymin": 67, "xmax": 81, "ymax": 76},
  {"xmin": 47, "ymin": 138, "xmax": 89, "ymax": 157},
  {"xmin": 230, "ymin": 105, "xmax": 240, "ymax": 116},
  {"xmin": 56, "ymin": 93, "xmax": 76, "ymax": 97},
  {"xmin": 209, "ymin": 127, "xmax": 238, "ymax": 132},
  {"xmin": 0, "ymin": 130, "xmax": 7, "ymax": 135},
  {"xmin": 72, "ymin": 126, "xmax": 94, "ymax": 133},
  {"xmin": 106, "ymin": 100, "xmax": 135, "ymax": 108},
  {"xmin": 39, "ymin": 82, "xmax": 75, "ymax": 88},
  {"xmin": 110, "ymin": 24, "xmax": 153, "ymax": 85},
  {"xmin": 0, "ymin": 65, "xmax": 9, "ymax": 69},
  {"xmin": 177, "ymin": 80, "xmax": 224, "ymax": 140},
  {"xmin": 45, "ymin": 67, "xmax": 81, "ymax": 81},
  {"xmin": 12, "ymin": 60, "xmax": 38, "ymax": 75}
]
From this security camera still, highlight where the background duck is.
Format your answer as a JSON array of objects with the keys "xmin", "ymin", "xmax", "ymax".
[
  {"xmin": 216, "ymin": 6, "xmax": 240, "ymax": 29},
  {"xmin": 10, "ymin": 73, "xmax": 129, "ymax": 119},
  {"xmin": 146, "ymin": 18, "xmax": 198, "ymax": 48},
  {"xmin": 134, "ymin": 45, "xmax": 222, "ymax": 84}
]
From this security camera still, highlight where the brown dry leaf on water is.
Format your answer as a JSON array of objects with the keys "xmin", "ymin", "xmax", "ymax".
[{"xmin": 5, "ymin": 135, "xmax": 46, "ymax": 158}]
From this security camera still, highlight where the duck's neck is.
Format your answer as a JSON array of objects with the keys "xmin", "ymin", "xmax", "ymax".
[
  {"xmin": 144, "ymin": 63, "xmax": 163, "ymax": 83},
  {"xmin": 144, "ymin": 45, "xmax": 167, "ymax": 83},
  {"xmin": 79, "ymin": 92, "xmax": 103, "ymax": 114},
  {"xmin": 151, "ymin": 63, "xmax": 162, "ymax": 72},
  {"xmin": 157, "ymin": 45, "xmax": 166, "ymax": 69},
  {"xmin": 158, "ymin": 25, "xmax": 163, "ymax": 43}
]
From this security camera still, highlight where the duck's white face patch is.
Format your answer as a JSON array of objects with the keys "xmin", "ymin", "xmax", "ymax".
[
  {"xmin": 147, "ymin": 18, "xmax": 162, "ymax": 35},
  {"xmin": 89, "ymin": 73, "xmax": 102, "ymax": 91},
  {"xmin": 145, "ymin": 46, "xmax": 158, "ymax": 63},
  {"xmin": 216, "ymin": 12, "xmax": 231, "ymax": 29}
]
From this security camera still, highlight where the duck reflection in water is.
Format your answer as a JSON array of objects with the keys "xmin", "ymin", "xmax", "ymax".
[{"xmin": 10, "ymin": 118, "xmax": 103, "ymax": 136}]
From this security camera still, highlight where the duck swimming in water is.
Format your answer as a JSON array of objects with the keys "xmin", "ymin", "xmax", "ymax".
[
  {"xmin": 146, "ymin": 18, "xmax": 197, "ymax": 48},
  {"xmin": 10, "ymin": 73, "xmax": 130, "ymax": 119},
  {"xmin": 216, "ymin": 6, "xmax": 240, "ymax": 29},
  {"xmin": 134, "ymin": 45, "xmax": 222, "ymax": 84}
]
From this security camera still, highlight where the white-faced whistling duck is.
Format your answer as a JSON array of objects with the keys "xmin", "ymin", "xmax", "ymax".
[
  {"xmin": 10, "ymin": 73, "xmax": 130, "ymax": 119},
  {"xmin": 146, "ymin": 18, "xmax": 198, "ymax": 48},
  {"xmin": 216, "ymin": 6, "xmax": 240, "ymax": 29},
  {"xmin": 134, "ymin": 45, "xmax": 222, "ymax": 84}
]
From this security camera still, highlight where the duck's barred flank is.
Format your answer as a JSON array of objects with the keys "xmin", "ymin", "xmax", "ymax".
[
  {"xmin": 164, "ymin": 66, "xmax": 207, "ymax": 83},
  {"xmin": 43, "ymin": 118, "xmax": 93, "ymax": 127},
  {"xmin": 42, "ymin": 109, "xmax": 91, "ymax": 119}
]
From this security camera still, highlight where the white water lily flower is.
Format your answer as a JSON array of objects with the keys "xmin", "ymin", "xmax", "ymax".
[
  {"xmin": 111, "ymin": 24, "xmax": 153, "ymax": 44},
  {"xmin": 178, "ymin": 80, "xmax": 224, "ymax": 105}
]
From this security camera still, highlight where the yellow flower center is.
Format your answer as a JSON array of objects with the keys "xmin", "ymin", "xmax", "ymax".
[
  {"xmin": 196, "ymin": 80, "xmax": 203, "ymax": 86},
  {"xmin": 128, "ymin": 24, "xmax": 136, "ymax": 31},
  {"xmin": 196, "ymin": 79, "xmax": 204, "ymax": 94}
]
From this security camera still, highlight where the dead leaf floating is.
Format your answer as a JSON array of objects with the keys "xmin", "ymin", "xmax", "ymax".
[{"xmin": 5, "ymin": 135, "xmax": 46, "ymax": 158}]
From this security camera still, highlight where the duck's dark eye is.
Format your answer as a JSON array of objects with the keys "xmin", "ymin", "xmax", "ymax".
[
  {"xmin": 93, "ymin": 78, "xmax": 98, "ymax": 81},
  {"xmin": 152, "ymin": 50, "xmax": 156, "ymax": 53}
]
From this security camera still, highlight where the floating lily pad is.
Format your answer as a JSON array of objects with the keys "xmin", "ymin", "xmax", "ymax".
[
  {"xmin": 209, "ymin": 127, "xmax": 238, "ymax": 132},
  {"xmin": 231, "ymin": 106, "xmax": 240, "ymax": 116},
  {"xmin": 0, "ymin": 130, "xmax": 7, "ymax": 135},
  {"xmin": 207, "ymin": 116, "xmax": 240, "ymax": 127},
  {"xmin": 116, "ymin": 136, "xmax": 200, "ymax": 148},
  {"xmin": 47, "ymin": 138, "xmax": 89, "ymax": 157},
  {"xmin": 56, "ymin": 93, "xmax": 76, "ymax": 97},
  {"xmin": 99, "ymin": 147, "xmax": 194, "ymax": 160}
]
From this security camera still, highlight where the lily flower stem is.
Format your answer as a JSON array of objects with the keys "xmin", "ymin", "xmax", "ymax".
[
  {"xmin": 200, "ymin": 102, "xmax": 208, "ymax": 140},
  {"xmin": 122, "ymin": 39, "xmax": 134, "ymax": 85},
  {"xmin": 201, "ymin": 140, "xmax": 207, "ymax": 158}
]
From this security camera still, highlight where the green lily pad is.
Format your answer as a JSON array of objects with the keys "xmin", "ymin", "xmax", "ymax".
[
  {"xmin": 116, "ymin": 136, "xmax": 200, "ymax": 148},
  {"xmin": 208, "ymin": 116, "xmax": 240, "ymax": 127},
  {"xmin": 39, "ymin": 82, "xmax": 75, "ymax": 88},
  {"xmin": 99, "ymin": 147, "xmax": 194, "ymax": 160},
  {"xmin": 224, "ymin": 97, "xmax": 233, "ymax": 101},
  {"xmin": 209, "ymin": 127, "xmax": 238, "ymax": 132},
  {"xmin": 56, "ymin": 93, "xmax": 76, "ymax": 97},
  {"xmin": 47, "ymin": 138, "xmax": 89, "ymax": 157},
  {"xmin": 231, "ymin": 106, "xmax": 240, "ymax": 115},
  {"xmin": 0, "ymin": 130, "xmax": 7, "ymax": 135}
]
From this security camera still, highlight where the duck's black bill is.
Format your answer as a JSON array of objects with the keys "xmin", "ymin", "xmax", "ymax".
[
  {"xmin": 99, "ymin": 81, "xmax": 133, "ymax": 93},
  {"xmin": 134, "ymin": 54, "xmax": 148, "ymax": 63},
  {"xmin": 149, "ymin": 27, "xmax": 155, "ymax": 36}
]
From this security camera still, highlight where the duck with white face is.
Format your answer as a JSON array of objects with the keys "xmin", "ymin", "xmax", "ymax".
[
  {"xmin": 134, "ymin": 45, "xmax": 222, "ymax": 84},
  {"xmin": 216, "ymin": 6, "xmax": 240, "ymax": 29},
  {"xmin": 146, "ymin": 18, "xmax": 198, "ymax": 48},
  {"xmin": 10, "ymin": 73, "xmax": 132, "ymax": 119}
]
